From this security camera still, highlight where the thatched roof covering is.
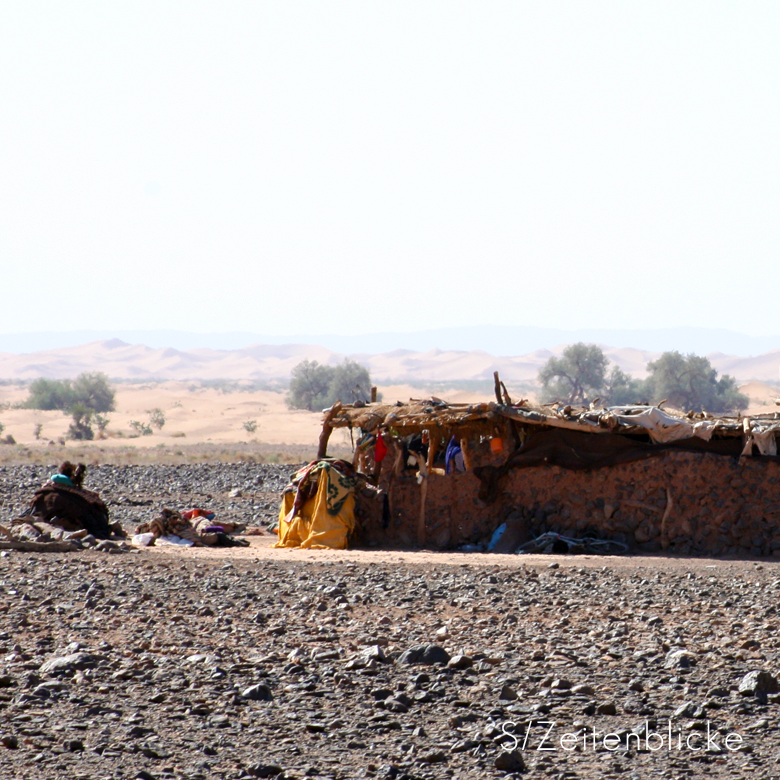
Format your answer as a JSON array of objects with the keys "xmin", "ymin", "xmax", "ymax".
[{"xmin": 327, "ymin": 398, "xmax": 780, "ymax": 446}]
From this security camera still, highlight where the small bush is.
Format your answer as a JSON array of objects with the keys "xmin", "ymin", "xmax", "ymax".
[
  {"xmin": 33, "ymin": 423, "xmax": 43, "ymax": 440},
  {"xmin": 93, "ymin": 414, "xmax": 110, "ymax": 438},
  {"xmin": 148, "ymin": 408, "xmax": 166, "ymax": 430},
  {"xmin": 67, "ymin": 403, "xmax": 94, "ymax": 440},
  {"xmin": 129, "ymin": 420, "xmax": 153, "ymax": 436},
  {"xmin": 243, "ymin": 419, "xmax": 258, "ymax": 434}
]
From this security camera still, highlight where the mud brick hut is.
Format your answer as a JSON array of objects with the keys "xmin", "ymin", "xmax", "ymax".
[{"xmin": 318, "ymin": 379, "xmax": 780, "ymax": 557}]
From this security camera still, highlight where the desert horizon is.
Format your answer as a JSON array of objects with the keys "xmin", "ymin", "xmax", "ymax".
[{"xmin": 0, "ymin": 375, "xmax": 777, "ymax": 465}]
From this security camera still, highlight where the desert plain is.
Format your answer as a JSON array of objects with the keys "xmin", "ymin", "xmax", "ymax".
[{"xmin": 1, "ymin": 380, "xmax": 780, "ymax": 780}]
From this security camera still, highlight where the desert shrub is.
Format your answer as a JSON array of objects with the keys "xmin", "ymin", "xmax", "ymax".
[
  {"xmin": 67, "ymin": 403, "xmax": 94, "ymax": 440},
  {"xmin": 243, "ymin": 419, "xmax": 258, "ymax": 434},
  {"xmin": 33, "ymin": 422, "xmax": 43, "ymax": 440},
  {"xmin": 93, "ymin": 414, "xmax": 110, "ymax": 437},
  {"xmin": 129, "ymin": 420, "xmax": 153, "ymax": 436},
  {"xmin": 148, "ymin": 408, "xmax": 166, "ymax": 430}
]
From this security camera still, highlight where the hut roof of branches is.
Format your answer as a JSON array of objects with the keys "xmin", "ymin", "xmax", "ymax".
[{"xmin": 325, "ymin": 397, "xmax": 780, "ymax": 445}]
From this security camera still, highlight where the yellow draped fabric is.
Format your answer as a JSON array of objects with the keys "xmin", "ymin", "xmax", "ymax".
[{"xmin": 274, "ymin": 464, "xmax": 356, "ymax": 549}]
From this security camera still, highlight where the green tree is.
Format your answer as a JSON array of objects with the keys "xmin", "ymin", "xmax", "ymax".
[
  {"xmin": 25, "ymin": 372, "xmax": 115, "ymax": 413},
  {"xmin": 287, "ymin": 360, "xmax": 336, "ymax": 411},
  {"xmin": 644, "ymin": 352, "xmax": 748, "ymax": 414},
  {"xmin": 287, "ymin": 359, "xmax": 378, "ymax": 411},
  {"xmin": 327, "ymin": 359, "xmax": 374, "ymax": 406},
  {"xmin": 25, "ymin": 378, "xmax": 76, "ymax": 410},
  {"xmin": 604, "ymin": 365, "xmax": 646, "ymax": 406},
  {"xmin": 72, "ymin": 372, "xmax": 115, "ymax": 413},
  {"xmin": 538, "ymin": 343, "xmax": 610, "ymax": 404}
]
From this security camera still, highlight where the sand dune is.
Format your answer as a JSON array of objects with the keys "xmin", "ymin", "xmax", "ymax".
[
  {"xmin": 1, "ymin": 339, "xmax": 779, "ymax": 382},
  {"xmin": 0, "ymin": 382, "xmax": 485, "ymax": 449}
]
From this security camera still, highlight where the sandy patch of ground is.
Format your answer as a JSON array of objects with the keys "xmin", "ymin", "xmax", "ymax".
[
  {"xmin": 0, "ymin": 382, "xmax": 483, "ymax": 450},
  {"xmin": 146, "ymin": 533, "xmax": 776, "ymax": 576}
]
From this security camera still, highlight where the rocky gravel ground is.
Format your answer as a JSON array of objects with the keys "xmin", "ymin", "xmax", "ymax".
[
  {"xmin": 0, "ymin": 463, "xmax": 299, "ymax": 531},
  {"xmin": 1, "ymin": 465, "xmax": 780, "ymax": 779}
]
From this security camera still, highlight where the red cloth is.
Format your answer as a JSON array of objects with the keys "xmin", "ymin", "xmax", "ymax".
[{"xmin": 374, "ymin": 432, "xmax": 388, "ymax": 463}]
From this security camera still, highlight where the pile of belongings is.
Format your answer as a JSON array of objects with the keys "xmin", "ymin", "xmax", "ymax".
[
  {"xmin": 275, "ymin": 459, "xmax": 362, "ymax": 549},
  {"xmin": 8, "ymin": 461, "xmax": 124, "ymax": 544},
  {"xmin": 134, "ymin": 508, "xmax": 249, "ymax": 547}
]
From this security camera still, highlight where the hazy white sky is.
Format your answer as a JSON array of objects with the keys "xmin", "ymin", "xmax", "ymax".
[{"xmin": 1, "ymin": 3, "xmax": 778, "ymax": 337}]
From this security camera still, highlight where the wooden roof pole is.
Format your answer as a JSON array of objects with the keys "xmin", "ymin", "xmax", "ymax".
[
  {"xmin": 317, "ymin": 402, "xmax": 343, "ymax": 460},
  {"xmin": 413, "ymin": 452, "xmax": 428, "ymax": 548}
]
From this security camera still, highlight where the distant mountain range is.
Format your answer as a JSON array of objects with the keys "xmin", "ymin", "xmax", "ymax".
[
  {"xmin": 0, "ymin": 338, "xmax": 778, "ymax": 383},
  {"xmin": 0, "ymin": 325, "xmax": 778, "ymax": 357}
]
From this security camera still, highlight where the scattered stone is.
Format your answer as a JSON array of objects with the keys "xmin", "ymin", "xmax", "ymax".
[
  {"xmin": 447, "ymin": 654, "xmax": 473, "ymax": 670},
  {"xmin": 738, "ymin": 670, "xmax": 779, "ymax": 698},
  {"xmin": 242, "ymin": 684, "xmax": 273, "ymax": 701},
  {"xmin": 397, "ymin": 644, "xmax": 450, "ymax": 665},
  {"xmin": 664, "ymin": 649, "xmax": 696, "ymax": 669},
  {"xmin": 39, "ymin": 652, "xmax": 101, "ymax": 676},
  {"xmin": 499, "ymin": 684, "xmax": 518, "ymax": 701},
  {"xmin": 495, "ymin": 749, "xmax": 526, "ymax": 772}
]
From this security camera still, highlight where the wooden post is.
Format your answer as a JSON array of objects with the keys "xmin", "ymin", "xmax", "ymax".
[
  {"xmin": 660, "ymin": 488, "xmax": 673, "ymax": 550},
  {"xmin": 371, "ymin": 386, "xmax": 377, "ymax": 403},
  {"xmin": 459, "ymin": 438, "xmax": 472, "ymax": 471},
  {"xmin": 317, "ymin": 402, "xmax": 342, "ymax": 459},
  {"xmin": 413, "ymin": 452, "xmax": 428, "ymax": 547},
  {"xmin": 493, "ymin": 371, "xmax": 502, "ymax": 404},
  {"xmin": 372, "ymin": 445, "xmax": 384, "ymax": 485},
  {"xmin": 426, "ymin": 434, "xmax": 438, "ymax": 472}
]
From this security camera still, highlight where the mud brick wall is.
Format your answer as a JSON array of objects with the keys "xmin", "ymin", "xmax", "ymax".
[{"xmin": 357, "ymin": 451, "xmax": 780, "ymax": 557}]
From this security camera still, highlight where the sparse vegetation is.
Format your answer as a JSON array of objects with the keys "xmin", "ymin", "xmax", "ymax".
[
  {"xmin": 148, "ymin": 408, "xmax": 166, "ymax": 430},
  {"xmin": 129, "ymin": 420, "xmax": 153, "ymax": 437},
  {"xmin": 243, "ymin": 419, "xmax": 258, "ymax": 434},
  {"xmin": 24, "ymin": 372, "xmax": 116, "ymax": 440},
  {"xmin": 93, "ymin": 414, "xmax": 110, "ymax": 438},
  {"xmin": 67, "ymin": 403, "xmax": 95, "ymax": 440},
  {"xmin": 33, "ymin": 422, "xmax": 43, "ymax": 440}
]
